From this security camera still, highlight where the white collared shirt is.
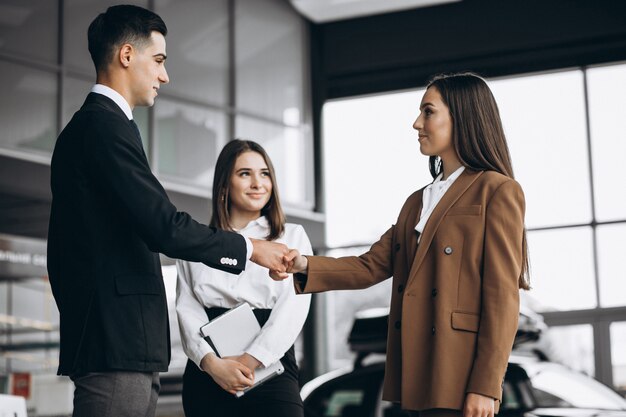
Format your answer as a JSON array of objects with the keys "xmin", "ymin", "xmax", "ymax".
[
  {"xmin": 90, "ymin": 84, "xmax": 133, "ymax": 120},
  {"xmin": 415, "ymin": 166, "xmax": 465, "ymax": 241},
  {"xmin": 176, "ymin": 217, "xmax": 312, "ymax": 368}
]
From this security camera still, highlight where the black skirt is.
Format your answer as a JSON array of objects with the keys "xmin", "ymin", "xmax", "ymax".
[{"xmin": 181, "ymin": 307, "xmax": 304, "ymax": 417}]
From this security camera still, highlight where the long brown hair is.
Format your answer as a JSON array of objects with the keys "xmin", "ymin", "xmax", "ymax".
[
  {"xmin": 210, "ymin": 139, "xmax": 285, "ymax": 241},
  {"xmin": 427, "ymin": 72, "xmax": 530, "ymax": 290}
]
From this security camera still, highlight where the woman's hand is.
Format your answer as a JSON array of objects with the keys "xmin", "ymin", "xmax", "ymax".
[
  {"xmin": 200, "ymin": 353, "xmax": 254, "ymax": 395},
  {"xmin": 270, "ymin": 249, "xmax": 308, "ymax": 280},
  {"xmin": 232, "ymin": 352, "xmax": 262, "ymax": 373},
  {"xmin": 463, "ymin": 392, "xmax": 495, "ymax": 417}
]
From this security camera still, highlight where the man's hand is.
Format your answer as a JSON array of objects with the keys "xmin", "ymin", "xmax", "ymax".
[
  {"xmin": 200, "ymin": 353, "xmax": 254, "ymax": 395},
  {"xmin": 270, "ymin": 249, "xmax": 308, "ymax": 280},
  {"xmin": 250, "ymin": 239, "xmax": 289, "ymax": 272},
  {"xmin": 463, "ymin": 392, "xmax": 495, "ymax": 417}
]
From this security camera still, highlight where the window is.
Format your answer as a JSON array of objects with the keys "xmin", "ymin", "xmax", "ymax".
[
  {"xmin": 0, "ymin": 61, "xmax": 57, "ymax": 156},
  {"xmin": 155, "ymin": 0, "xmax": 228, "ymax": 105},
  {"xmin": 490, "ymin": 70, "xmax": 592, "ymax": 229},
  {"xmin": 236, "ymin": 116, "xmax": 313, "ymax": 209},
  {"xmin": 596, "ymin": 225, "xmax": 626, "ymax": 307},
  {"xmin": 525, "ymin": 227, "xmax": 596, "ymax": 311},
  {"xmin": 235, "ymin": 0, "xmax": 307, "ymax": 123},
  {"xmin": 322, "ymin": 89, "xmax": 430, "ymax": 247},
  {"xmin": 610, "ymin": 322, "xmax": 626, "ymax": 394},
  {"xmin": 154, "ymin": 98, "xmax": 227, "ymax": 188},
  {"xmin": 0, "ymin": 1, "xmax": 58, "ymax": 63},
  {"xmin": 587, "ymin": 63, "xmax": 626, "ymax": 222}
]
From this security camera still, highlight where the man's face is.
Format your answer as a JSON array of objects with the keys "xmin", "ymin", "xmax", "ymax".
[{"xmin": 127, "ymin": 31, "xmax": 169, "ymax": 108}]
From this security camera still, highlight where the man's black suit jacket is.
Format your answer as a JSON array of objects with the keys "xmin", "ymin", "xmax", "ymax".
[{"xmin": 47, "ymin": 93, "xmax": 247, "ymax": 375}]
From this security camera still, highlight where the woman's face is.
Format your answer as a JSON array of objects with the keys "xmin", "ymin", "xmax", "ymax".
[
  {"xmin": 228, "ymin": 151, "xmax": 273, "ymax": 217},
  {"xmin": 413, "ymin": 86, "xmax": 454, "ymax": 160}
]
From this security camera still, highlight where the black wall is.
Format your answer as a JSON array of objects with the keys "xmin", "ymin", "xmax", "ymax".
[{"xmin": 311, "ymin": 0, "xmax": 626, "ymax": 99}]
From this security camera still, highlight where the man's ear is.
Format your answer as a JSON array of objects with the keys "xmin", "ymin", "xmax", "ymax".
[{"xmin": 119, "ymin": 43, "xmax": 133, "ymax": 68}]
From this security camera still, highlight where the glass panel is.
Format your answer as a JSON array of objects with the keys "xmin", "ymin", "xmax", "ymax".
[
  {"xmin": 489, "ymin": 70, "xmax": 592, "ymax": 229},
  {"xmin": 587, "ymin": 63, "xmax": 626, "ymax": 222},
  {"xmin": 155, "ymin": 98, "xmax": 226, "ymax": 188},
  {"xmin": 0, "ymin": 0, "xmax": 57, "ymax": 62},
  {"xmin": 322, "ymin": 89, "xmax": 431, "ymax": 247},
  {"xmin": 2, "ymin": 279, "xmax": 59, "ymax": 373},
  {"xmin": 611, "ymin": 322, "xmax": 626, "ymax": 394},
  {"xmin": 63, "ymin": 77, "xmax": 151, "ymax": 153},
  {"xmin": 525, "ymin": 227, "xmax": 596, "ymax": 311},
  {"xmin": 154, "ymin": 0, "xmax": 228, "ymax": 105},
  {"xmin": 543, "ymin": 324, "xmax": 595, "ymax": 377},
  {"xmin": 235, "ymin": 0, "xmax": 305, "ymax": 123},
  {"xmin": 0, "ymin": 61, "xmax": 57, "ymax": 156},
  {"xmin": 62, "ymin": 76, "xmax": 92, "ymax": 126},
  {"xmin": 596, "ymin": 224, "xmax": 626, "ymax": 307},
  {"xmin": 235, "ymin": 117, "xmax": 314, "ymax": 209},
  {"xmin": 64, "ymin": 0, "xmax": 147, "ymax": 74}
]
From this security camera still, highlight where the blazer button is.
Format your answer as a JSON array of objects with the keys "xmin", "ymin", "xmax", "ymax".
[
  {"xmin": 395, "ymin": 320, "xmax": 401, "ymax": 330},
  {"xmin": 397, "ymin": 284, "xmax": 404, "ymax": 293},
  {"xmin": 444, "ymin": 246, "xmax": 453, "ymax": 255},
  {"xmin": 431, "ymin": 288, "xmax": 438, "ymax": 297},
  {"xmin": 431, "ymin": 326, "xmax": 436, "ymax": 335},
  {"xmin": 395, "ymin": 243, "xmax": 401, "ymax": 252}
]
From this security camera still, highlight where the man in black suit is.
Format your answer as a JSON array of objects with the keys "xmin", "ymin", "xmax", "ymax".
[{"xmin": 47, "ymin": 5, "xmax": 290, "ymax": 416}]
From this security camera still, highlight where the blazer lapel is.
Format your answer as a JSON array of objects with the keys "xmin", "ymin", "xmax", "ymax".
[
  {"xmin": 404, "ymin": 190, "xmax": 424, "ymax": 262},
  {"xmin": 406, "ymin": 169, "xmax": 484, "ymax": 285}
]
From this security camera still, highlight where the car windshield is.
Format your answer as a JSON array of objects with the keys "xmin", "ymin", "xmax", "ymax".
[{"xmin": 529, "ymin": 365, "xmax": 626, "ymax": 410}]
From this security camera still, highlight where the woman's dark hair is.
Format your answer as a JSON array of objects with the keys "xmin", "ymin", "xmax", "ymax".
[
  {"xmin": 88, "ymin": 5, "xmax": 167, "ymax": 73},
  {"xmin": 427, "ymin": 72, "xmax": 530, "ymax": 289},
  {"xmin": 210, "ymin": 139, "xmax": 285, "ymax": 241}
]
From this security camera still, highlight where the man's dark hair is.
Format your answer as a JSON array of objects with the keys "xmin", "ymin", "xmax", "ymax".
[{"xmin": 88, "ymin": 5, "xmax": 167, "ymax": 72}]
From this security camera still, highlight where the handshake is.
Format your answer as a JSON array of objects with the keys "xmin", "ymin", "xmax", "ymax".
[{"xmin": 249, "ymin": 239, "xmax": 308, "ymax": 280}]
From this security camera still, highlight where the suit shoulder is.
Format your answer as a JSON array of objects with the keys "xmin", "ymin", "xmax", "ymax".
[
  {"xmin": 477, "ymin": 171, "xmax": 524, "ymax": 205},
  {"xmin": 478, "ymin": 170, "xmax": 521, "ymax": 189},
  {"xmin": 80, "ymin": 105, "xmax": 129, "ymax": 128}
]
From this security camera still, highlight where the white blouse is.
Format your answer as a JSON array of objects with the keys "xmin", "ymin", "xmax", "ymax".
[
  {"xmin": 176, "ymin": 217, "xmax": 312, "ymax": 368},
  {"xmin": 415, "ymin": 166, "xmax": 465, "ymax": 241}
]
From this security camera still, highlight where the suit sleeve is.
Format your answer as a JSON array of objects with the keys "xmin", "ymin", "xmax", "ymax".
[
  {"xmin": 466, "ymin": 179, "xmax": 524, "ymax": 401},
  {"xmin": 86, "ymin": 114, "xmax": 246, "ymax": 273},
  {"xmin": 294, "ymin": 226, "xmax": 395, "ymax": 294}
]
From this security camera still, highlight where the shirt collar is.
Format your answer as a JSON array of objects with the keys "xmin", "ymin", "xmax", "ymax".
[
  {"xmin": 432, "ymin": 165, "xmax": 465, "ymax": 186},
  {"xmin": 91, "ymin": 84, "xmax": 133, "ymax": 121},
  {"xmin": 240, "ymin": 216, "xmax": 269, "ymax": 231}
]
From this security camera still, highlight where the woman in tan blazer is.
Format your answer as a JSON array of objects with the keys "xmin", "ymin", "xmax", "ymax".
[{"xmin": 277, "ymin": 73, "xmax": 530, "ymax": 417}]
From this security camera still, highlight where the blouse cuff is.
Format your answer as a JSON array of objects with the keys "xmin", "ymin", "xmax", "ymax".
[{"xmin": 245, "ymin": 344, "xmax": 276, "ymax": 368}]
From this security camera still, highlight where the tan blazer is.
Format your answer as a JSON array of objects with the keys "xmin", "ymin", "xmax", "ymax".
[{"xmin": 296, "ymin": 169, "xmax": 525, "ymax": 412}]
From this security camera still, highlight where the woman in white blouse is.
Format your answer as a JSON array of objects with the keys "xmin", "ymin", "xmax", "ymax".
[{"xmin": 176, "ymin": 139, "xmax": 312, "ymax": 417}]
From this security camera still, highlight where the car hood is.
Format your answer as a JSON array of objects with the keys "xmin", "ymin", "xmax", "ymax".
[{"xmin": 528, "ymin": 408, "xmax": 626, "ymax": 417}]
